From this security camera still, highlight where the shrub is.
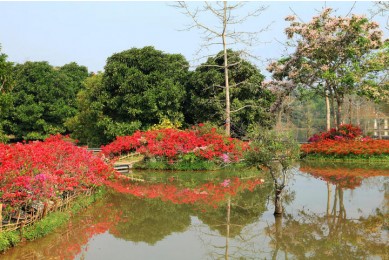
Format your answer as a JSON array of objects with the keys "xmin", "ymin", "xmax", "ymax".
[
  {"xmin": 308, "ymin": 124, "xmax": 364, "ymax": 142},
  {"xmin": 101, "ymin": 124, "xmax": 248, "ymax": 167},
  {"xmin": 0, "ymin": 135, "xmax": 115, "ymax": 209}
]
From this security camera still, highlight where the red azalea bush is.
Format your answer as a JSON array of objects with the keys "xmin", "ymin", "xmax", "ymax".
[
  {"xmin": 101, "ymin": 125, "xmax": 249, "ymax": 163},
  {"xmin": 0, "ymin": 135, "xmax": 115, "ymax": 208},
  {"xmin": 308, "ymin": 124, "xmax": 364, "ymax": 142},
  {"xmin": 301, "ymin": 139, "xmax": 389, "ymax": 157}
]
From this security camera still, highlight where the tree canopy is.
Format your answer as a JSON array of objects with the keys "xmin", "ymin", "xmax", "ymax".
[
  {"xmin": 266, "ymin": 8, "xmax": 385, "ymax": 127},
  {"xmin": 186, "ymin": 50, "xmax": 274, "ymax": 138},
  {"xmin": 7, "ymin": 61, "xmax": 88, "ymax": 140},
  {"xmin": 70, "ymin": 46, "xmax": 190, "ymax": 145}
]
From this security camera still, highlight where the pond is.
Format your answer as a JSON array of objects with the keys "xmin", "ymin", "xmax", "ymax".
[{"xmin": 2, "ymin": 162, "xmax": 388, "ymax": 259}]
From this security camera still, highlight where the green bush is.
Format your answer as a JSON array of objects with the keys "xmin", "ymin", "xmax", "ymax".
[
  {"xmin": 23, "ymin": 211, "xmax": 70, "ymax": 240},
  {"xmin": 0, "ymin": 231, "xmax": 20, "ymax": 252}
]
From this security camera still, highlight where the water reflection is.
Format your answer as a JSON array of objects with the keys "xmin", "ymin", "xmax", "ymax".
[{"xmin": 1, "ymin": 165, "xmax": 388, "ymax": 259}]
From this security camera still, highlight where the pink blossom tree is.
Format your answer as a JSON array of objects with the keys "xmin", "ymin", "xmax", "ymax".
[{"xmin": 265, "ymin": 8, "xmax": 385, "ymax": 129}]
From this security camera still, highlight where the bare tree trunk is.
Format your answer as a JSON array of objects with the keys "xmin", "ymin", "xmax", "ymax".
[
  {"xmin": 274, "ymin": 186, "xmax": 283, "ymax": 215},
  {"xmin": 325, "ymin": 88, "xmax": 331, "ymax": 131},
  {"xmin": 222, "ymin": 2, "xmax": 230, "ymax": 137},
  {"xmin": 336, "ymin": 96, "xmax": 344, "ymax": 128},
  {"xmin": 330, "ymin": 90, "xmax": 337, "ymax": 129},
  {"xmin": 348, "ymin": 96, "xmax": 352, "ymax": 124}
]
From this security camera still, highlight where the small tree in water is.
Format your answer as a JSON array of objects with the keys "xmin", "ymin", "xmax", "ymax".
[{"xmin": 245, "ymin": 127, "xmax": 300, "ymax": 215}]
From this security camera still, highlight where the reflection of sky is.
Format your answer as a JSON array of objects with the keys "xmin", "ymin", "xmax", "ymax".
[{"xmin": 75, "ymin": 228, "xmax": 206, "ymax": 260}]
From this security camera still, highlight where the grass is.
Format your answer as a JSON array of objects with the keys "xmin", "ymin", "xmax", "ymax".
[{"xmin": 301, "ymin": 153, "xmax": 389, "ymax": 162}]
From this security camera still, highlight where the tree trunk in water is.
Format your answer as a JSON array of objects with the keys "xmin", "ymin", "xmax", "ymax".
[
  {"xmin": 326, "ymin": 90, "xmax": 331, "ymax": 131},
  {"xmin": 274, "ymin": 186, "xmax": 283, "ymax": 215},
  {"xmin": 272, "ymin": 214, "xmax": 283, "ymax": 260},
  {"xmin": 222, "ymin": 2, "xmax": 230, "ymax": 137},
  {"xmin": 225, "ymin": 197, "xmax": 230, "ymax": 260},
  {"xmin": 326, "ymin": 182, "xmax": 331, "ymax": 216}
]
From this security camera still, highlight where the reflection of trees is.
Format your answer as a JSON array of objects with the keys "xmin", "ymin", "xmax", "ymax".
[
  {"xmin": 194, "ymin": 182, "xmax": 274, "ymax": 259},
  {"xmin": 197, "ymin": 182, "xmax": 273, "ymax": 237},
  {"xmin": 267, "ymin": 184, "xmax": 389, "ymax": 259},
  {"xmin": 107, "ymin": 192, "xmax": 191, "ymax": 245}
]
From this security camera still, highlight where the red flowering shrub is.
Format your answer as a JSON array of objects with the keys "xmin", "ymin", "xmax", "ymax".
[
  {"xmin": 0, "ymin": 135, "xmax": 115, "ymax": 208},
  {"xmin": 101, "ymin": 125, "xmax": 249, "ymax": 164},
  {"xmin": 308, "ymin": 124, "xmax": 363, "ymax": 142},
  {"xmin": 301, "ymin": 139, "xmax": 389, "ymax": 157}
]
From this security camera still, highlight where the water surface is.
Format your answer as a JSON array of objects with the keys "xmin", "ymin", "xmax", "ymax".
[{"xmin": 2, "ymin": 163, "xmax": 388, "ymax": 259}]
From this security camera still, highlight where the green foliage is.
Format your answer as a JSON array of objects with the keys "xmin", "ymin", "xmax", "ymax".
[
  {"xmin": 186, "ymin": 50, "xmax": 275, "ymax": 137},
  {"xmin": 7, "ymin": 61, "xmax": 88, "ymax": 141},
  {"xmin": 149, "ymin": 117, "xmax": 182, "ymax": 130},
  {"xmin": 134, "ymin": 157, "xmax": 220, "ymax": 171},
  {"xmin": 98, "ymin": 46, "xmax": 189, "ymax": 142},
  {"xmin": 65, "ymin": 73, "xmax": 111, "ymax": 146},
  {"xmin": 0, "ymin": 46, "xmax": 14, "ymax": 143},
  {"xmin": 23, "ymin": 211, "xmax": 70, "ymax": 241},
  {"xmin": 0, "ymin": 231, "xmax": 20, "ymax": 252},
  {"xmin": 245, "ymin": 126, "xmax": 300, "ymax": 170}
]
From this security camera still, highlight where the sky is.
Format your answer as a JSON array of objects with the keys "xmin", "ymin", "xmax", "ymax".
[{"xmin": 0, "ymin": 1, "xmax": 388, "ymax": 78}]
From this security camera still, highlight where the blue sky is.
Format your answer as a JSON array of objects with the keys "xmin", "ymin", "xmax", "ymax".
[{"xmin": 0, "ymin": 1, "xmax": 387, "ymax": 78}]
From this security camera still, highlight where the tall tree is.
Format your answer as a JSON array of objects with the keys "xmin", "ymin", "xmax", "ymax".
[
  {"xmin": 174, "ymin": 1, "xmax": 268, "ymax": 136},
  {"xmin": 65, "ymin": 73, "xmax": 108, "ymax": 146},
  {"xmin": 97, "ymin": 46, "xmax": 189, "ymax": 142},
  {"xmin": 0, "ymin": 45, "xmax": 14, "ymax": 142},
  {"xmin": 186, "ymin": 49, "xmax": 274, "ymax": 137},
  {"xmin": 8, "ymin": 61, "xmax": 88, "ymax": 140},
  {"xmin": 266, "ymin": 8, "xmax": 384, "ymax": 128}
]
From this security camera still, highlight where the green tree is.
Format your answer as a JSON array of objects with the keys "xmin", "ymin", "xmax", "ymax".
[
  {"xmin": 9, "ymin": 61, "xmax": 88, "ymax": 140},
  {"xmin": 65, "ymin": 73, "xmax": 107, "ymax": 146},
  {"xmin": 0, "ymin": 46, "xmax": 14, "ymax": 142},
  {"xmin": 98, "ymin": 46, "xmax": 189, "ymax": 142},
  {"xmin": 245, "ymin": 128, "xmax": 300, "ymax": 215},
  {"xmin": 186, "ymin": 50, "xmax": 274, "ymax": 138}
]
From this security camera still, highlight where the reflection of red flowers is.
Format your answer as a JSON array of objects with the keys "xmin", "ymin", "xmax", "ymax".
[
  {"xmin": 101, "ymin": 128, "xmax": 248, "ymax": 163},
  {"xmin": 300, "ymin": 166, "xmax": 389, "ymax": 189},
  {"xmin": 105, "ymin": 177, "xmax": 264, "ymax": 207},
  {"xmin": 46, "ymin": 206, "xmax": 121, "ymax": 259}
]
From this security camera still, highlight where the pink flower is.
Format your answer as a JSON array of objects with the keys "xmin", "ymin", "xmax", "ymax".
[{"xmin": 221, "ymin": 179, "xmax": 231, "ymax": 187}]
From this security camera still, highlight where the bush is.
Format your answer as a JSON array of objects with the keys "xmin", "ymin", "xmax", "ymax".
[
  {"xmin": 308, "ymin": 124, "xmax": 364, "ymax": 142},
  {"xmin": 101, "ymin": 124, "xmax": 249, "ymax": 168},
  {"xmin": 0, "ymin": 135, "xmax": 115, "ymax": 211}
]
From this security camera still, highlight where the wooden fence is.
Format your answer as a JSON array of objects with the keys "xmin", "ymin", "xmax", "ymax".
[{"xmin": 0, "ymin": 188, "xmax": 94, "ymax": 233}]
